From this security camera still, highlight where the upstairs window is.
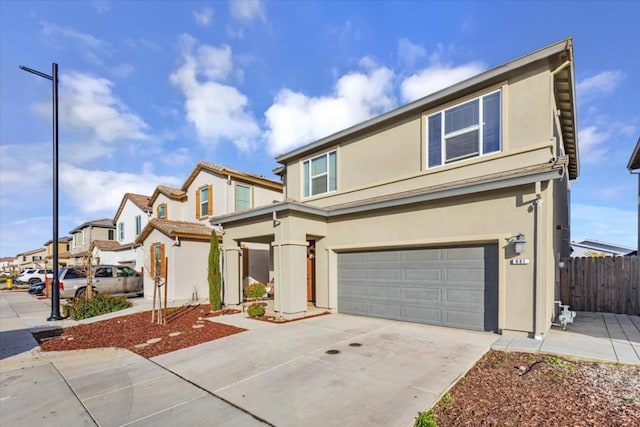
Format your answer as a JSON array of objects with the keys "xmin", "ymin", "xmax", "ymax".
[
  {"xmin": 82, "ymin": 229, "xmax": 86, "ymax": 245},
  {"xmin": 196, "ymin": 185, "xmax": 212, "ymax": 219},
  {"xmin": 73, "ymin": 234, "xmax": 78, "ymax": 247},
  {"xmin": 108, "ymin": 230, "xmax": 115, "ymax": 241},
  {"xmin": 427, "ymin": 90, "xmax": 501, "ymax": 168},
  {"xmin": 118, "ymin": 222, "xmax": 125, "ymax": 241},
  {"xmin": 135, "ymin": 215, "xmax": 142, "ymax": 235},
  {"xmin": 157, "ymin": 203, "xmax": 167, "ymax": 219},
  {"xmin": 235, "ymin": 184, "xmax": 252, "ymax": 211},
  {"xmin": 303, "ymin": 150, "xmax": 337, "ymax": 197}
]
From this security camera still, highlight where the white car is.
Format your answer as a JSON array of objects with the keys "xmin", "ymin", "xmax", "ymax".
[{"xmin": 16, "ymin": 269, "xmax": 53, "ymax": 285}]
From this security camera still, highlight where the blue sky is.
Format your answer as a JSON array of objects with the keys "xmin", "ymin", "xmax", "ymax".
[{"xmin": 1, "ymin": 0, "xmax": 639, "ymax": 257}]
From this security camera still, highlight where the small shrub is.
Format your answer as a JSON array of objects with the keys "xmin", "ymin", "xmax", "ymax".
[
  {"xmin": 63, "ymin": 294, "xmax": 132, "ymax": 320},
  {"xmin": 414, "ymin": 410, "xmax": 438, "ymax": 427},
  {"xmin": 245, "ymin": 282, "xmax": 266, "ymax": 300},
  {"xmin": 246, "ymin": 303, "xmax": 265, "ymax": 317}
]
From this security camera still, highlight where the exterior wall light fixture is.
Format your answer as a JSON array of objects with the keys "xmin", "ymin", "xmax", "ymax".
[{"xmin": 514, "ymin": 233, "xmax": 527, "ymax": 254}]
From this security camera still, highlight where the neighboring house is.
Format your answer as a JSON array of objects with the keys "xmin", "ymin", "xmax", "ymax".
[
  {"xmin": 570, "ymin": 239, "xmax": 636, "ymax": 257},
  {"xmin": 628, "ymin": 137, "xmax": 640, "ymax": 253},
  {"xmin": 43, "ymin": 236, "xmax": 72, "ymax": 268},
  {"xmin": 0, "ymin": 257, "xmax": 15, "ymax": 275},
  {"xmin": 92, "ymin": 193, "xmax": 151, "ymax": 270},
  {"xmin": 213, "ymin": 38, "xmax": 579, "ymax": 338},
  {"xmin": 15, "ymin": 247, "xmax": 48, "ymax": 270},
  {"xmin": 69, "ymin": 219, "xmax": 116, "ymax": 263},
  {"xmin": 136, "ymin": 161, "xmax": 283, "ymax": 302}
]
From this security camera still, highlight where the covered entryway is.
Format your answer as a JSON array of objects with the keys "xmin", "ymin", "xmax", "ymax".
[{"xmin": 337, "ymin": 245, "xmax": 498, "ymax": 331}]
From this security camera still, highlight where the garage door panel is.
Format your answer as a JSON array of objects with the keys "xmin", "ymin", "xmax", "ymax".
[
  {"xmin": 403, "ymin": 306, "xmax": 443, "ymax": 324},
  {"xmin": 369, "ymin": 285, "xmax": 402, "ymax": 299},
  {"xmin": 403, "ymin": 268, "xmax": 442, "ymax": 281},
  {"xmin": 371, "ymin": 302, "xmax": 402, "ymax": 318},
  {"xmin": 338, "ymin": 245, "xmax": 498, "ymax": 332},
  {"xmin": 404, "ymin": 287, "xmax": 442, "ymax": 302},
  {"xmin": 445, "ymin": 289, "xmax": 483, "ymax": 305},
  {"xmin": 339, "ymin": 284, "xmax": 369, "ymax": 297},
  {"xmin": 403, "ymin": 249, "xmax": 443, "ymax": 261},
  {"xmin": 445, "ymin": 247, "xmax": 484, "ymax": 261},
  {"xmin": 369, "ymin": 268, "xmax": 401, "ymax": 281},
  {"xmin": 338, "ymin": 299, "xmax": 369, "ymax": 315}
]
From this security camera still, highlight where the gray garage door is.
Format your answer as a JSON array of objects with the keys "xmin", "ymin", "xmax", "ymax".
[{"xmin": 338, "ymin": 245, "xmax": 498, "ymax": 331}]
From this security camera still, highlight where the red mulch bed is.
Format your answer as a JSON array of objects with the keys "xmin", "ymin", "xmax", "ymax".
[
  {"xmin": 33, "ymin": 304, "xmax": 245, "ymax": 358},
  {"xmin": 430, "ymin": 350, "xmax": 640, "ymax": 426}
]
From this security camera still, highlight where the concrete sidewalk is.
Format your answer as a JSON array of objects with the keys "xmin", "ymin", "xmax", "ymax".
[
  {"xmin": 492, "ymin": 311, "xmax": 640, "ymax": 364},
  {"xmin": 0, "ymin": 291, "xmax": 267, "ymax": 427}
]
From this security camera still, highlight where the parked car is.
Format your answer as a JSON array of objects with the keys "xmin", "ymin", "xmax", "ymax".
[
  {"xmin": 58, "ymin": 265, "xmax": 143, "ymax": 299},
  {"xmin": 28, "ymin": 281, "xmax": 45, "ymax": 296},
  {"xmin": 16, "ymin": 269, "xmax": 53, "ymax": 285}
]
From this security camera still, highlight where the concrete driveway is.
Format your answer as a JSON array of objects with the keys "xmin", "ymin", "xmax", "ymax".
[{"xmin": 153, "ymin": 313, "xmax": 498, "ymax": 427}]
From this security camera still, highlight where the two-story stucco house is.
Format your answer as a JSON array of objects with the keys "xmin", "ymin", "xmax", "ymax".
[
  {"xmin": 15, "ymin": 247, "xmax": 48, "ymax": 270},
  {"xmin": 136, "ymin": 161, "xmax": 283, "ymax": 302},
  {"xmin": 213, "ymin": 39, "xmax": 579, "ymax": 338},
  {"xmin": 43, "ymin": 236, "xmax": 72, "ymax": 268},
  {"xmin": 69, "ymin": 219, "xmax": 116, "ymax": 264},
  {"xmin": 91, "ymin": 193, "xmax": 152, "ymax": 270}
]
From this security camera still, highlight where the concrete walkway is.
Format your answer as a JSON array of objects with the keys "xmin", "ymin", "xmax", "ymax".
[
  {"xmin": 492, "ymin": 311, "xmax": 640, "ymax": 364},
  {"xmin": 2, "ymin": 290, "xmax": 639, "ymax": 427}
]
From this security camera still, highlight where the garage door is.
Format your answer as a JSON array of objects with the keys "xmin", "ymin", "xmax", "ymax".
[{"xmin": 337, "ymin": 245, "xmax": 498, "ymax": 331}]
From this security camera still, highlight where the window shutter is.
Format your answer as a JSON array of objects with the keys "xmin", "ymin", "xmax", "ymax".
[
  {"xmin": 160, "ymin": 243, "xmax": 166, "ymax": 279},
  {"xmin": 207, "ymin": 184, "xmax": 213, "ymax": 216},
  {"xmin": 164, "ymin": 204, "xmax": 168, "ymax": 219},
  {"xmin": 149, "ymin": 245, "xmax": 155, "ymax": 277},
  {"xmin": 196, "ymin": 189, "xmax": 201, "ymax": 219}
]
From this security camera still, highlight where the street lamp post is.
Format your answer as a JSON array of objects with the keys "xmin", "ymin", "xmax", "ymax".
[{"xmin": 20, "ymin": 63, "xmax": 63, "ymax": 321}]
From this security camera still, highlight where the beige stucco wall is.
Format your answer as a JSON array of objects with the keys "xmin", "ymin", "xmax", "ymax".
[
  {"xmin": 142, "ymin": 229, "xmax": 209, "ymax": 303},
  {"xmin": 285, "ymin": 64, "xmax": 555, "ymax": 210}
]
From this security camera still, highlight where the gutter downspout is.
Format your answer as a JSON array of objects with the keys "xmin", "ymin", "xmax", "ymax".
[
  {"xmin": 533, "ymin": 181, "xmax": 544, "ymax": 339},
  {"xmin": 273, "ymin": 211, "xmax": 283, "ymax": 320}
]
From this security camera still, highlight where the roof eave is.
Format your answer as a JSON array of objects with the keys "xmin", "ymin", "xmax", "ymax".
[
  {"xmin": 275, "ymin": 38, "xmax": 573, "ymax": 164},
  {"xmin": 627, "ymin": 137, "xmax": 640, "ymax": 171}
]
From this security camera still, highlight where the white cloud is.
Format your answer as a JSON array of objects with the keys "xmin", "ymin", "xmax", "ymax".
[
  {"xmin": 577, "ymin": 70, "xmax": 625, "ymax": 100},
  {"xmin": 0, "ymin": 143, "xmax": 51, "ymax": 194},
  {"xmin": 40, "ymin": 72, "xmax": 149, "ymax": 145},
  {"xmin": 400, "ymin": 62, "xmax": 485, "ymax": 103},
  {"xmin": 107, "ymin": 63, "xmax": 135, "ymax": 77},
  {"xmin": 571, "ymin": 203, "xmax": 636, "ymax": 248},
  {"xmin": 264, "ymin": 60, "xmax": 395, "ymax": 156},
  {"xmin": 92, "ymin": 1, "xmax": 110, "ymax": 14},
  {"xmin": 170, "ymin": 34, "xmax": 259, "ymax": 152},
  {"xmin": 578, "ymin": 125, "xmax": 611, "ymax": 163},
  {"xmin": 60, "ymin": 164, "xmax": 181, "ymax": 214},
  {"xmin": 230, "ymin": 0, "xmax": 266, "ymax": 22},
  {"xmin": 41, "ymin": 21, "xmax": 113, "ymax": 64},
  {"xmin": 193, "ymin": 6, "xmax": 213, "ymax": 27},
  {"xmin": 397, "ymin": 38, "xmax": 426, "ymax": 69}
]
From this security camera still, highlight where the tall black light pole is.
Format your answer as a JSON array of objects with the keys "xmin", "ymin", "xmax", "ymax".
[{"xmin": 20, "ymin": 63, "xmax": 62, "ymax": 320}]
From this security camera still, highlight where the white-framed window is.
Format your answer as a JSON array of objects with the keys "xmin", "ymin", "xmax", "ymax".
[
  {"xmin": 73, "ymin": 234, "xmax": 78, "ymax": 247},
  {"xmin": 118, "ymin": 222, "xmax": 125, "ymax": 241},
  {"xmin": 235, "ymin": 184, "xmax": 252, "ymax": 211},
  {"xmin": 157, "ymin": 203, "xmax": 166, "ymax": 219},
  {"xmin": 82, "ymin": 229, "xmax": 86, "ymax": 245},
  {"xmin": 427, "ymin": 90, "xmax": 501, "ymax": 168},
  {"xmin": 302, "ymin": 150, "xmax": 337, "ymax": 197},
  {"xmin": 135, "ymin": 215, "xmax": 142, "ymax": 235},
  {"xmin": 199, "ymin": 186, "xmax": 209, "ymax": 217}
]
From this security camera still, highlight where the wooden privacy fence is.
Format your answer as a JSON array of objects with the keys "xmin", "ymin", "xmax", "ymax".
[{"xmin": 560, "ymin": 256, "xmax": 639, "ymax": 315}]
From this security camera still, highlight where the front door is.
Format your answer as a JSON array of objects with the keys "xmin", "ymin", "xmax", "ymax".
[{"xmin": 307, "ymin": 240, "xmax": 316, "ymax": 302}]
